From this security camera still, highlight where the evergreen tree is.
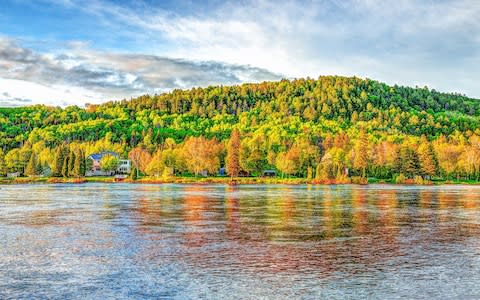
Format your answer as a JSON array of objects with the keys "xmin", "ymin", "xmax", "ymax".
[
  {"xmin": 395, "ymin": 145, "xmax": 420, "ymax": 178},
  {"xmin": 62, "ymin": 151, "xmax": 70, "ymax": 178},
  {"xmin": 226, "ymin": 128, "xmax": 241, "ymax": 178},
  {"xmin": 130, "ymin": 167, "xmax": 138, "ymax": 180},
  {"xmin": 25, "ymin": 153, "xmax": 40, "ymax": 177},
  {"xmin": 79, "ymin": 150, "xmax": 86, "ymax": 176},
  {"xmin": 71, "ymin": 150, "xmax": 83, "ymax": 177},
  {"xmin": 418, "ymin": 141, "xmax": 438, "ymax": 178},
  {"xmin": 353, "ymin": 129, "xmax": 369, "ymax": 177},
  {"xmin": 0, "ymin": 148, "xmax": 6, "ymax": 176},
  {"xmin": 52, "ymin": 145, "xmax": 67, "ymax": 177},
  {"xmin": 68, "ymin": 150, "xmax": 75, "ymax": 177}
]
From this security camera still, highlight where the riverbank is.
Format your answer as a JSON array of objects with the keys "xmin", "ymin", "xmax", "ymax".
[{"xmin": 1, "ymin": 176, "xmax": 479, "ymax": 185}]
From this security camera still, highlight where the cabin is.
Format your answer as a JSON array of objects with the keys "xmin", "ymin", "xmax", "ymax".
[
  {"xmin": 262, "ymin": 170, "xmax": 276, "ymax": 177},
  {"xmin": 86, "ymin": 152, "xmax": 131, "ymax": 176}
]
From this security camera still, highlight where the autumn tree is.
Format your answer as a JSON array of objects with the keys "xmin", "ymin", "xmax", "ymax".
[
  {"xmin": 418, "ymin": 139, "xmax": 438, "ymax": 178},
  {"xmin": 353, "ymin": 129, "xmax": 369, "ymax": 177},
  {"xmin": 25, "ymin": 153, "xmax": 41, "ymax": 177},
  {"xmin": 128, "ymin": 147, "xmax": 152, "ymax": 176},
  {"xmin": 275, "ymin": 147, "xmax": 300, "ymax": 177},
  {"xmin": 146, "ymin": 150, "xmax": 165, "ymax": 177},
  {"xmin": 182, "ymin": 136, "xmax": 223, "ymax": 176},
  {"xmin": 226, "ymin": 128, "xmax": 241, "ymax": 178}
]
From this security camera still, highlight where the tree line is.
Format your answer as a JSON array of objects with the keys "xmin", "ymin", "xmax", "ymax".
[{"xmin": 0, "ymin": 76, "xmax": 479, "ymax": 182}]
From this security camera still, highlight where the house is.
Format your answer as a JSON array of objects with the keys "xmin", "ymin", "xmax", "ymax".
[
  {"xmin": 7, "ymin": 172, "xmax": 21, "ymax": 178},
  {"xmin": 86, "ymin": 151, "xmax": 131, "ymax": 176},
  {"xmin": 117, "ymin": 159, "xmax": 132, "ymax": 174}
]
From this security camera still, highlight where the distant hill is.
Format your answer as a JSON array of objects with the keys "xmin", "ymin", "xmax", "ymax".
[{"xmin": 1, "ymin": 76, "xmax": 479, "ymax": 181}]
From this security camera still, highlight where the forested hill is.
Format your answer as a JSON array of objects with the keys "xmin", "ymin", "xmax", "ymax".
[{"xmin": 1, "ymin": 76, "xmax": 479, "ymax": 181}]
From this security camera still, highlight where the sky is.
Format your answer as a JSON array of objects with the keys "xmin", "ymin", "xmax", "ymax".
[{"xmin": 0, "ymin": 0, "xmax": 479, "ymax": 107}]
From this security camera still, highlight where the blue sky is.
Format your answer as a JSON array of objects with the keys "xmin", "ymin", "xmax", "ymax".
[{"xmin": 0, "ymin": 0, "xmax": 479, "ymax": 106}]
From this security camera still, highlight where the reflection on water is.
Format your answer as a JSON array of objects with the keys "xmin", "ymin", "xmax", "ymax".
[{"xmin": 1, "ymin": 184, "xmax": 480, "ymax": 299}]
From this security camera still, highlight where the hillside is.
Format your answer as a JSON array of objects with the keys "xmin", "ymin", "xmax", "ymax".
[{"xmin": 0, "ymin": 76, "xmax": 479, "ymax": 181}]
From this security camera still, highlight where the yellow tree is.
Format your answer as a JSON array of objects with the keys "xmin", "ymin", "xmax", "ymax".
[
  {"xmin": 128, "ymin": 147, "xmax": 152, "ymax": 176},
  {"xmin": 353, "ymin": 129, "xmax": 369, "ymax": 177},
  {"xmin": 182, "ymin": 136, "xmax": 223, "ymax": 176},
  {"xmin": 275, "ymin": 147, "xmax": 300, "ymax": 177},
  {"xmin": 226, "ymin": 129, "xmax": 241, "ymax": 178},
  {"xmin": 418, "ymin": 138, "xmax": 438, "ymax": 178}
]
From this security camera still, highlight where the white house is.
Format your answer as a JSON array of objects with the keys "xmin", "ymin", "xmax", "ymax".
[
  {"xmin": 117, "ymin": 159, "xmax": 132, "ymax": 174},
  {"xmin": 86, "ymin": 152, "xmax": 131, "ymax": 176}
]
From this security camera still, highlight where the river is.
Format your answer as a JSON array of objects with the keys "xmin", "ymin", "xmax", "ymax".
[{"xmin": 1, "ymin": 184, "xmax": 480, "ymax": 299}]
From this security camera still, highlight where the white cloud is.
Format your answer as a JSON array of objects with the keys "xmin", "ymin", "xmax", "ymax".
[
  {"xmin": 0, "ymin": 37, "xmax": 282, "ymax": 106},
  {"xmin": 1, "ymin": 0, "xmax": 479, "ymax": 106},
  {"xmin": 0, "ymin": 78, "xmax": 101, "ymax": 106},
  {"xmin": 83, "ymin": 0, "xmax": 478, "ymax": 96}
]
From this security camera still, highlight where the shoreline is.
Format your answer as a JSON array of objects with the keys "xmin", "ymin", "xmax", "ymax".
[{"xmin": 1, "ymin": 177, "xmax": 479, "ymax": 186}]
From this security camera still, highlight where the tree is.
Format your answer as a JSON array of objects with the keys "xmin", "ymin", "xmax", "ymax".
[
  {"xmin": 130, "ymin": 166, "xmax": 138, "ymax": 180},
  {"xmin": 52, "ymin": 145, "xmax": 68, "ymax": 177},
  {"xmin": 62, "ymin": 151, "xmax": 70, "ymax": 178},
  {"xmin": 394, "ymin": 144, "xmax": 420, "ymax": 178},
  {"xmin": 67, "ymin": 150, "xmax": 75, "ymax": 177},
  {"xmin": 0, "ymin": 149, "xmax": 6, "ymax": 176},
  {"xmin": 71, "ymin": 149, "xmax": 85, "ymax": 177},
  {"xmin": 275, "ymin": 147, "xmax": 300, "ymax": 177},
  {"xmin": 418, "ymin": 140, "xmax": 437, "ymax": 178},
  {"xmin": 182, "ymin": 136, "xmax": 223, "ymax": 176},
  {"xmin": 25, "ymin": 154, "xmax": 41, "ymax": 177},
  {"xmin": 353, "ymin": 129, "xmax": 369, "ymax": 177},
  {"xmin": 100, "ymin": 155, "xmax": 119, "ymax": 173},
  {"xmin": 226, "ymin": 128, "xmax": 241, "ymax": 178},
  {"xmin": 128, "ymin": 147, "xmax": 152, "ymax": 176},
  {"xmin": 146, "ymin": 150, "xmax": 165, "ymax": 177}
]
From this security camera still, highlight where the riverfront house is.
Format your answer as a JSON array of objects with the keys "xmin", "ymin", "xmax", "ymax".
[{"xmin": 86, "ymin": 152, "xmax": 131, "ymax": 176}]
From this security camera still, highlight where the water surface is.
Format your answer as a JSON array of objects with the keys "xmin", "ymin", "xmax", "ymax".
[{"xmin": 1, "ymin": 184, "xmax": 480, "ymax": 299}]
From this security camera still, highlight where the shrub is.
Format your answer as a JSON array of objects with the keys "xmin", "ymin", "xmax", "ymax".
[
  {"xmin": 413, "ymin": 175, "xmax": 424, "ymax": 185},
  {"xmin": 395, "ymin": 174, "xmax": 406, "ymax": 184},
  {"xmin": 351, "ymin": 176, "xmax": 368, "ymax": 185}
]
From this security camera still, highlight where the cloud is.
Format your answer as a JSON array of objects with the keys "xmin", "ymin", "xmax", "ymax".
[
  {"xmin": 0, "ymin": 38, "xmax": 282, "ymax": 106},
  {"xmin": 0, "ymin": 89, "xmax": 33, "ymax": 107},
  {"xmin": 1, "ymin": 0, "xmax": 479, "ymax": 107},
  {"xmin": 43, "ymin": 0, "xmax": 479, "ymax": 98}
]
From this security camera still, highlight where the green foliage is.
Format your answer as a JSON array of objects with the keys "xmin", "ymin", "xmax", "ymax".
[
  {"xmin": 395, "ymin": 174, "xmax": 407, "ymax": 184},
  {"xmin": 1, "ymin": 76, "xmax": 480, "ymax": 182},
  {"xmin": 100, "ymin": 155, "xmax": 119, "ymax": 172},
  {"xmin": 130, "ymin": 167, "xmax": 138, "ymax": 180}
]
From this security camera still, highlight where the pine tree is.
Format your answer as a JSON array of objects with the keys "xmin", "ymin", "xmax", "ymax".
[
  {"xmin": 79, "ymin": 150, "xmax": 86, "ymax": 176},
  {"xmin": 130, "ymin": 167, "xmax": 138, "ymax": 180},
  {"xmin": 395, "ymin": 145, "xmax": 420, "ymax": 178},
  {"xmin": 0, "ymin": 148, "xmax": 6, "ymax": 176},
  {"xmin": 353, "ymin": 129, "xmax": 369, "ymax": 177},
  {"xmin": 52, "ymin": 145, "xmax": 67, "ymax": 177},
  {"xmin": 25, "ymin": 154, "xmax": 40, "ymax": 177},
  {"xmin": 226, "ymin": 128, "xmax": 241, "ymax": 178},
  {"xmin": 418, "ymin": 141, "xmax": 438, "ymax": 178},
  {"xmin": 62, "ymin": 151, "xmax": 70, "ymax": 178},
  {"xmin": 71, "ymin": 150, "xmax": 83, "ymax": 177},
  {"xmin": 68, "ymin": 150, "xmax": 75, "ymax": 177}
]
